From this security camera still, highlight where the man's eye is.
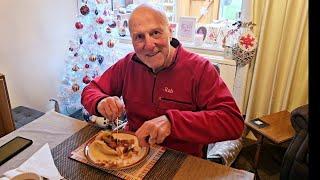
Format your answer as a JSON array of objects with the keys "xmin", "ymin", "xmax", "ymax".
[
  {"xmin": 152, "ymin": 31, "xmax": 161, "ymax": 38},
  {"xmin": 135, "ymin": 34, "xmax": 144, "ymax": 40}
]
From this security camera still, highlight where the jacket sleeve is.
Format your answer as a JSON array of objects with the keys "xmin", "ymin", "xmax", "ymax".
[
  {"xmin": 81, "ymin": 59, "xmax": 126, "ymax": 116},
  {"xmin": 165, "ymin": 61, "xmax": 244, "ymax": 144}
]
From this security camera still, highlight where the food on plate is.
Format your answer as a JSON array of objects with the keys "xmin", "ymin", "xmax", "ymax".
[{"xmin": 86, "ymin": 131, "xmax": 148, "ymax": 169}]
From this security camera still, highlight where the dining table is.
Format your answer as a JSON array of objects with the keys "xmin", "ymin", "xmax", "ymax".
[{"xmin": 0, "ymin": 110, "xmax": 254, "ymax": 179}]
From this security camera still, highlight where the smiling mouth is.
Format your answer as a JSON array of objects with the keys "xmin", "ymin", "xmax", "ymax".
[{"xmin": 146, "ymin": 51, "xmax": 160, "ymax": 57}]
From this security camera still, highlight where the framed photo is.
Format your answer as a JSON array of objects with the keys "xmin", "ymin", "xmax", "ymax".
[{"xmin": 177, "ymin": 17, "xmax": 197, "ymax": 42}]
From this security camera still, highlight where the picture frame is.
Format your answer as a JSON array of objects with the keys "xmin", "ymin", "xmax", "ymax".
[
  {"xmin": 177, "ymin": 17, "xmax": 197, "ymax": 42},
  {"xmin": 196, "ymin": 26, "xmax": 207, "ymax": 41}
]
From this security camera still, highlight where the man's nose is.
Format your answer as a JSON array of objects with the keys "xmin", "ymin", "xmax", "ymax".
[{"xmin": 144, "ymin": 35, "xmax": 156, "ymax": 50}]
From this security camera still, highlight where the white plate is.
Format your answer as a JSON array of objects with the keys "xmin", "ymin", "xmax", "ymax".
[{"xmin": 84, "ymin": 131, "xmax": 149, "ymax": 170}]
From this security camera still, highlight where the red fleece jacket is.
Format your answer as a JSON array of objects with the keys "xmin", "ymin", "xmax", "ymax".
[{"xmin": 81, "ymin": 39, "xmax": 244, "ymax": 157}]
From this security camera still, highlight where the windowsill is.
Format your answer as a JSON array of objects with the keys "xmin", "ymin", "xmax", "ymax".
[{"xmin": 115, "ymin": 36, "xmax": 234, "ymax": 65}]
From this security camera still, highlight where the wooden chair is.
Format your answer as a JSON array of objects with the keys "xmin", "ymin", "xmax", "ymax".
[{"xmin": 0, "ymin": 73, "xmax": 16, "ymax": 137}]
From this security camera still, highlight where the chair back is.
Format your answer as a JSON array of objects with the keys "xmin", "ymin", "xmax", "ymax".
[
  {"xmin": 280, "ymin": 104, "xmax": 308, "ymax": 180},
  {"xmin": 0, "ymin": 73, "xmax": 16, "ymax": 137}
]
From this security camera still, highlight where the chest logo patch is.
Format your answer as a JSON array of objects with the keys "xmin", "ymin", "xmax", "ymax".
[{"xmin": 164, "ymin": 87, "xmax": 174, "ymax": 94}]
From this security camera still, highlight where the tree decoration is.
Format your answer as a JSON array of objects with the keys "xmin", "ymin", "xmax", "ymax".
[
  {"xmin": 106, "ymin": 27, "xmax": 112, "ymax": 33},
  {"xmin": 119, "ymin": 27, "xmax": 126, "ymax": 37},
  {"xmin": 75, "ymin": 22, "xmax": 84, "ymax": 29},
  {"xmin": 107, "ymin": 39, "xmax": 115, "ymax": 48},
  {"xmin": 72, "ymin": 65, "xmax": 80, "ymax": 72},
  {"xmin": 97, "ymin": 55, "xmax": 104, "ymax": 64},
  {"xmin": 238, "ymin": 31, "xmax": 257, "ymax": 51},
  {"xmin": 223, "ymin": 21, "xmax": 258, "ymax": 67},
  {"xmin": 97, "ymin": 40, "xmax": 103, "ymax": 45},
  {"xmin": 108, "ymin": 21, "xmax": 116, "ymax": 28},
  {"xmin": 72, "ymin": 83, "xmax": 80, "ymax": 92},
  {"xmin": 79, "ymin": 37, "xmax": 83, "ymax": 45},
  {"xmin": 80, "ymin": 5, "xmax": 90, "ymax": 15},
  {"xmin": 96, "ymin": 17, "xmax": 104, "ymax": 24},
  {"xmin": 94, "ymin": 32, "xmax": 98, "ymax": 39},
  {"xmin": 82, "ymin": 75, "xmax": 91, "ymax": 84},
  {"xmin": 58, "ymin": 0, "xmax": 124, "ymax": 115},
  {"xmin": 89, "ymin": 54, "xmax": 96, "ymax": 62}
]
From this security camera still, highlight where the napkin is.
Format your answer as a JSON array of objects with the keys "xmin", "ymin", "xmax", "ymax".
[{"xmin": 0, "ymin": 143, "xmax": 64, "ymax": 180}]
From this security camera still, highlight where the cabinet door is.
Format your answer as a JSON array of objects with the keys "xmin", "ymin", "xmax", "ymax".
[{"xmin": 0, "ymin": 74, "xmax": 15, "ymax": 137}]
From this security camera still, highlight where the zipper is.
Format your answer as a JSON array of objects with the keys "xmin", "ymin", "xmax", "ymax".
[
  {"xmin": 151, "ymin": 74, "xmax": 157, "ymax": 103},
  {"xmin": 160, "ymin": 97, "xmax": 192, "ymax": 105}
]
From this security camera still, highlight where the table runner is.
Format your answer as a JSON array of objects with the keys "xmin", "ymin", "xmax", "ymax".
[{"xmin": 51, "ymin": 125, "xmax": 187, "ymax": 179}]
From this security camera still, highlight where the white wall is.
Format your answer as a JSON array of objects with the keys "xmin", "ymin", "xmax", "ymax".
[{"xmin": 0, "ymin": 0, "xmax": 77, "ymax": 112}]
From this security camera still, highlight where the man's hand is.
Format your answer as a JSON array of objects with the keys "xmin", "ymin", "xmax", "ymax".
[
  {"xmin": 135, "ymin": 115, "xmax": 171, "ymax": 147},
  {"xmin": 97, "ymin": 96, "xmax": 125, "ymax": 121}
]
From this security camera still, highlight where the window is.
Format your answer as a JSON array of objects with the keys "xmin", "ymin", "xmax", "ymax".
[
  {"xmin": 111, "ymin": 0, "xmax": 242, "ymax": 22},
  {"xmin": 219, "ymin": 0, "xmax": 242, "ymax": 20},
  {"xmin": 111, "ymin": 0, "xmax": 247, "ymax": 51}
]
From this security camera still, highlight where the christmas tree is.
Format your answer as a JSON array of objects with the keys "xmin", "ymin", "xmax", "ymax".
[{"xmin": 58, "ymin": 0, "xmax": 124, "ymax": 116}]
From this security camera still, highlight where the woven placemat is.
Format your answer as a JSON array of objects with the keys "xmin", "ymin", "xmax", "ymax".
[
  {"xmin": 70, "ymin": 132, "xmax": 166, "ymax": 180},
  {"xmin": 51, "ymin": 125, "xmax": 187, "ymax": 180}
]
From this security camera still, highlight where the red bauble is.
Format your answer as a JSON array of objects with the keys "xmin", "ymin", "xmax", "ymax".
[
  {"xmin": 96, "ymin": 17, "xmax": 104, "ymax": 24},
  {"xmin": 97, "ymin": 40, "xmax": 103, "ymax": 45},
  {"xmin": 82, "ymin": 75, "xmax": 91, "ymax": 84},
  {"xmin": 80, "ymin": 5, "xmax": 90, "ymax": 15},
  {"xmin": 72, "ymin": 83, "xmax": 80, "ymax": 92},
  {"xmin": 75, "ymin": 22, "xmax": 84, "ymax": 29},
  {"xmin": 107, "ymin": 39, "xmax": 115, "ymax": 48},
  {"xmin": 84, "ymin": 64, "xmax": 90, "ymax": 68}
]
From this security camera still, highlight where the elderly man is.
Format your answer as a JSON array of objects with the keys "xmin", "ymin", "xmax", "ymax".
[{"xmin": 81, "ymin": 4, "xmax": 244, "ymax": 157}]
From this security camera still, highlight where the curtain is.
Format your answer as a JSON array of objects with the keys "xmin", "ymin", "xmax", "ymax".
[{"xmin": 244, "ymin": 0, "xmax": 308, "ymax": 120}]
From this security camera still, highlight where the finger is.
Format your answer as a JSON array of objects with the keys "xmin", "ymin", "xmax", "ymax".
[
  {"xmin": 137, "ymin": 135, "xmax": 149, "ymax": 147},
  {"xmin": 156, "ymin": 128, "xmax": 168, "ymax": 144},
  {"xmin": 114, "ymin": 96, "xmax": 125, "ymax": 117},
  {"xmin": 149, "ymin": 128, "xmax": 158, "ymax": 145},
  {"xmin": 148, "ymin": 136, "xmax": 156, "ymax": 145},
  {"xmin": 97, "ymin": 98, "xmax": 115, "ymax": 120},
  {"xmin": 135, "ymin": 126, "xmax": 151, "ymax": 147},
  {"xmin": 107, "ymin": 98, "xmax": 119, "ymax": 120},
  {"xmin": 98, "ymin": 102, "xmax": 110, "ymax": 120}
]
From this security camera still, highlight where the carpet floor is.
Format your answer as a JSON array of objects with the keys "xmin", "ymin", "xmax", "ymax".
[{"xmin": 233, "ymin": 138, "xmax": 288, "ymax": 180}]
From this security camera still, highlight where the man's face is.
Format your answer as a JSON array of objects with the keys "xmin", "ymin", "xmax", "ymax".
[{"xmin": 129, "ymin": 9, "xmax": 173, "ymax": 72}]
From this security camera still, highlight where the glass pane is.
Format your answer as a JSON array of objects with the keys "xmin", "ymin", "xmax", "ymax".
[
  {"xmin": 111, "ymin": 0, "xmax": 175, "ymax": 22},
  {"xmin": 219, "ymin": 0, "xmax": 242, "ymax": 20}
]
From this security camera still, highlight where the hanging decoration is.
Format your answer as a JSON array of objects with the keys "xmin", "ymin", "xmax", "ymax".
[
  {"xmin": 223, "ymin": 21, "xmax": 258, "ymax": 67},
  {"xmin": 80, "ymin": 5, "xmax": 90, "ymax": 15}
]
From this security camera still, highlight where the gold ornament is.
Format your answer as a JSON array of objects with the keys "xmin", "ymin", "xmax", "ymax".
[
  {"xmin": 89, "ymin": 55, "xmax": 97, "ymax": 62},
  {"xmin": 72, "ymin": 83, "xmax": 80, "ymax": 92}
]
